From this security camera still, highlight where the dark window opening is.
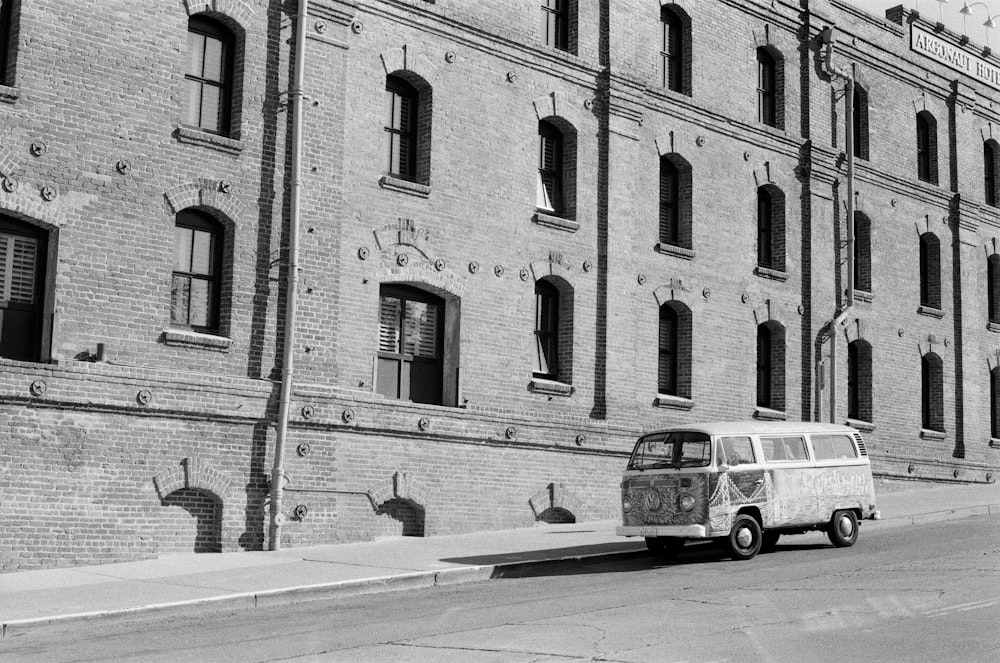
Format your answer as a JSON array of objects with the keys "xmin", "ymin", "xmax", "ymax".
[
  {"xmin": 985, "ymin": 140, "xmax": 1000, "ymax": 206},
  {"xmin": 919, "ymin": 232, "xmax": 941, "ymax": 309},
  {"xmin": 385, "ymin": 75, "xmax": 418, "ymax": 181},
  {"xmin": 534, "ymin": 279, "xmax": 560, "ymax": 381},
  {"xmin": 537, "ymin": 120, "xmax": 564, "ymax": 214},
  {"xmin": 172, "ymin": 209, "xmax": 223, "ymax": 333},
  {"xmin": 757, "ymin": 48, "xmax": 777, "ymax": 127},
  {"xmin": 991, "ymin": 367, "xmax": 1000, "ymax": 439},
  {"xmin": 854, "ymin": 212, "xmax": 872, "ymax": 293},
  {"xmin": 185, "ymin": 15, "xmax": 234, "ymax": 135},
  {"xmin": 0, "ymin": 0, "xmax": 14, "ymax": 87},
  {"xmin": 757, "ymin": 322, "xmax": 785, "ymax": 411},
  {"xmin": 377, "ymin": 285, "xmax": 445, "ymax": 405},
  {"xmin": 658, "ymin": 302, "xmax": 692, "ymax": 398},
  {"xmin": 847, "ymin": 340, "xmax": 873, "ymax": 423},
  {"xmin": 989, "ymin": 254, "xmax": 1000, "ymax": 324},
  {"xmin": 853, "ymin": 86, "xmax": 869, "ymax": 161},
  {"xmin": 541, "ymin": 0, "xmax": 568, "ymax": 52},
  {"xmin": 916, "ymin": 111, "xmax": 938, "ymax": 184},
  {"xmin": 0, "ymin": 215, "xmax": 47, "ymax": 361},
  {"xmin": 661, "ymin": 8, "xmax": 683, "ymax": 92},
  {"xmin": 921, "ymin": 353, "xmax": 944, "ymax": 432},
  {"xmin": 658, "ymin": 154, "xmax": 692, "ymax": 250}
]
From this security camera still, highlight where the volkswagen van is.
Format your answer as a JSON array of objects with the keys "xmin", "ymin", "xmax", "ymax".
[{"xmin": 616, "ymin": 421, "xmax": 878, "ymax": 560}]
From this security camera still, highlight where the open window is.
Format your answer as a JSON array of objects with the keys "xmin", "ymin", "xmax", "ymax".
[{"xmin": 0, "ymin": 214, "xmax": 51, "ymax": 362}]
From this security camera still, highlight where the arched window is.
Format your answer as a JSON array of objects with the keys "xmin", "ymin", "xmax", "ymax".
[
  {"xmin": 185, "ymin": 15, "xmax": 235, "ymax": 136},
  {"xmin": 989, "ymin": 254, "xmax": 1000, "ymax": 325},
  {"xmin": 756, "ymin": 322, "xmax": 785, "ymax": 411},
  {"xmin": 757, "ymin": 47, "xmax": 782, "ymax": 129},
  {"xmin": 916, "ymin": 111, "xmax": 938, "ymax": 184},
  {"xmin": 847, "ymin": 340, "xmax": 873, "ymax": 423},
  {"xmin": 384, "ymin": 72, "xmax": 432, "ymax": 186},
  {"xmin": 853, "ymin": 85, "xmax": 869, "ymax": 161},
  {"xmin": 537, "ymin": 121, "xmax": 563, "ymax": 213},
  {"xmin": 921, "ymin": 353, "xmax": 944, "ymax": 432},
  {"xmin": 534, "ymin": 279, "xmax": 560, "ymax": 381},
  {"xmin": 377, "ymin": 285, "xmax": 445, "ymax": 405},
  {"xmin": 658, "ymin": 154, "xmax": 692, "ymax": 249},
  {"xmin": 385, "ymin": 75, "xmax": 418, "ymax": 181},
  {"xmin": 0, "ymin": 214, "xmax": 48, "ymax": 361},
  {"xmin": 985, "ymin": 140, "xmax": 1000, "ymax": 206},
  {"xmin": 658, "ymin": 302, "xmax": 692, "ymax": 398},
  {"xmin": 172, "ymin": 210, "xmax": 223, "ymax": 333},
  {"xmin": 660, "ymin": 5, "xmax": 690, "ymax": 95},
  {"xmin": 757, "ymin": 185, "xmax": 785, "ymax": 272},
  {"xmin": 854, "ymin": 212, "xmax": 872, "ymax": 293},
  {"xmin": 919, "ymin": 232, "xmax": 941, "ymax": 310}
]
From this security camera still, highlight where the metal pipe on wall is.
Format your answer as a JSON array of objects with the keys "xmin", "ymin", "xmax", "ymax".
[
  {"xmin": 269, "ymin": 0, "xmax": 309, "ymax": 551},
  {"xmin": 820, "ymin": 26, "xmax": 855, "ymax": 424}
]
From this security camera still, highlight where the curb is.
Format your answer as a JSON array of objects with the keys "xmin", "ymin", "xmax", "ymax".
[
  {"xmin": 1, "ymin": 546, "xmax": 645, "ymax": 638},
  {"xmin": 4, "ymin": 506, "xmax": 997, "ymax": 637}
]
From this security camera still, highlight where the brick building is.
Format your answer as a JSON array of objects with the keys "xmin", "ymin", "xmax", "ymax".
[{"xmin": 0, "ymin": 0, "xmax": 997, "ymax": 571}]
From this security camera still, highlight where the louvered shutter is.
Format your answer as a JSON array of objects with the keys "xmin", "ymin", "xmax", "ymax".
[
  {"xmin": 1, "ymin": 232, "xmax": 38, "ymax": 304},
  {"xmin": 379, "ymin": 296, "xmax": 401, "ymax": 353}
]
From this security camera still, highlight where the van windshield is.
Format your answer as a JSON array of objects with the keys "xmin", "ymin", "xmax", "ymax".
[{"xmin": 627, "ymin": 431, "xmax": 712, "ymax": 470}]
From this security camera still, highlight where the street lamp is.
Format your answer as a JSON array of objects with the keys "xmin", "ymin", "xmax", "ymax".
[
  {"xmin": 938, "ymin": 0, "xmax": 950, "ymax": 23},
  {"xmin": 959, "ymin": 1, "xmax": 1000, "ymax": 47}
]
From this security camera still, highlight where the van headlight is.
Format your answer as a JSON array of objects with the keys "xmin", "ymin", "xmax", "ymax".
[
  {"xmin": 679, "ymin": 493, "xmax": 695, "ymax": 512},
  {"xmin": 622, "ymin": 498, "xmax": 633, "ymax": 513}
]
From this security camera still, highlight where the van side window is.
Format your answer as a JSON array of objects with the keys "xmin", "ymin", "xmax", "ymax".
[
  {"xmin": 811, "ymin": 434, "xmax": 858, "ymax": 460},
  {"xmin": 718, "ymin": 436, "xmax": 755, "ymax": 466},
  {"xmin": 760, "ymin": 435, "xmax": 808, "ymax": 462}
]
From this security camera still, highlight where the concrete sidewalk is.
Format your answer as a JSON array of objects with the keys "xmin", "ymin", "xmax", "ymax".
[{"xmin": 2, "ymin": 481, "xmax": 997, "ymax": 637}]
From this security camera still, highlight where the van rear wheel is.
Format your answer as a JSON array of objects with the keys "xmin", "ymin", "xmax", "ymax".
[
  {"xmin": 828, "ymin": 510, "xmax": 859, "ymax": 547},
  {"xmin": 725, "ymin": 514, "xmax": 762, "ymax": 560},
  {"xmin": 645, "ymin": 536, "xmax": 685, "ymax": 558}
]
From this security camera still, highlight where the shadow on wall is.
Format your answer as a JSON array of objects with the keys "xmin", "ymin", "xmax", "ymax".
[
  {"xmin": 161, "ymin": 488, "xmax": 223, "ymax": 553},
  {"xmin": 376, "ymin": 497, "xmax": 426, "ymax": 537}
]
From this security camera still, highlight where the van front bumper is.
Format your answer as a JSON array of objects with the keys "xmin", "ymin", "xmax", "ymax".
[{"xmin": 616, "ymin": 524, "xmax": 707, "ymax": 538}]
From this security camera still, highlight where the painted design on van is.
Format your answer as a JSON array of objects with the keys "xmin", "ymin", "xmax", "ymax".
[
  {"xmin": 621, "ymin": 474, "xmax": 709, "ymax": 527},
  {"xmin": 708, "ymin": 472, "xmax": 775, "ymax": 534}
]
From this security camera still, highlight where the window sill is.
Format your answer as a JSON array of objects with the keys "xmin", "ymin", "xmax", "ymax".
[
  {"xmin": 853, "ymin": 290, "xmax": 873, "ymax": 303},
  {"xmin": 990, "ymin": 438, "xmax": 1000, "ymax": 448},
  {"xmin": 532, "ymin": 211, "xmax": 579, "ymax": 233},
  {"xmin": 654, "ymin": 243, "xmax": 695, "ymax": 260},
  {"xmin": 920, "ymin": 428, "xmax": 946, "ymax": 440},
  {"xmin": 988, "ymin": 322, "xmax": 1000, "ymax": 333},
  {"xmin": 654, "ymin": 394, "xmax": 693, "ymax": 410},
  {"xmin": 161, "ymin": 328, "xmax": 232, "ymax": 351},
  {"xmin": 754, "ymin": 266, "xmax": 788, "ymax": 281},
  {"xmin": 845, "ymin": 418, "xmax": 875, "ymax": 432},
  {"xmin": 0, "ymin": 84, "xmax": 18, "ymax": 104},
  {"xmin": 754, "ymin": 406, "xmax": 787, "ymax": 421},
  {"xmin": 175, "ymin": 126, "xmax": 243, "ymax": 155},
  {"xmin": 917, "ymin": 305, "xmax": 944, "ymax": 319},
  {"xmin": 379, "ymin": 175, "xmax": 431, "ymax": 198},
  {"xmin": 529, "ymin": 378, "xmax": 574, "ymax": 397}
]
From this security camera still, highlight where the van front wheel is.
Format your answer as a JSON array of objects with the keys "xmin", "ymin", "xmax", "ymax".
[
  {"xmin": 645, "ymin": 536, "xmax": 685, "ymax": 558},
  {"xmin": 828, "ymin": 510, "xmax": 859, "ymax": 547},
  {"xmin": 725, "ymin": 514, "xmax": 762, "ymax": 560}
]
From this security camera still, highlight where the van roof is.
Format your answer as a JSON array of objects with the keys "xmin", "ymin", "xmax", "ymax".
[{"xmin": 642, "ymin": 421, "xmax": 860, "ymax": 437}]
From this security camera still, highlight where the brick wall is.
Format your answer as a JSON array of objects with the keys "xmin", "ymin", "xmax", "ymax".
[{"xmin": 1, "ymin": 0, "xmax": 998, "ymax": 572}]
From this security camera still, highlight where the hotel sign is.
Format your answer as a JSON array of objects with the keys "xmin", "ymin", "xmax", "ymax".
[{"xmin": 911, "ymin": 26, "xmax": 1000, "ymax": 90}]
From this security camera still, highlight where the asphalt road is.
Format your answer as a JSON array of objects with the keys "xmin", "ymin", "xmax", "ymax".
[{"xmin": 3, "ymin": 515, "xmax": 998, "ymax": 662}]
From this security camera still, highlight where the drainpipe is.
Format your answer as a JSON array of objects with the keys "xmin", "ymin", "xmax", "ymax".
[
  {"xmin": 269, "ymin": 0, "xmax": 309, "ymax": 551},
  {"xmin": 820, "ymin": 26, "xmax": 855, "ymax": 424}
]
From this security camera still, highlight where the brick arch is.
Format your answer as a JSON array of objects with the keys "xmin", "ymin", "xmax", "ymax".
[
  {"xmin": 842, "ymin": 317, "xmax": 868, "ymax": 344},
  {"xmin": 751, "ymin": 161, "xmax": 791, "ymax": 192},
  {"xmin": 379, "ymin": 45, "xmax": 439, "ymax": 85},
  {"xmin": 163, "ymin": 180, "xmax": 244, "ymax": 226},
  {"xmin": 532, "ymin": 91, "xmax": 585, "ymax": 129},
  {"xmin": 185, "ymin": 0, "xmax": 256, "ymax": 30},
  {"xmin": 371, "ymin": 258, "xmax": 467, "ymax": 301},
  {"xmin": 652, "ymin": 285, "xmax": 692, "ymax": 309},
  {"xmin": 368, "ymin": 470, "xmax": 430, "ymax": 510},
  {"xmin": 152, "ymin": 456, "xmax": 233, "ymax": 501},
  {"xmin": 529, "ymin": 258, "xmax": 573, "ymax": 284},
  {"xmin": 529, "ymin": 482, "xmax": 584, "ymax": 522},
  {"xmin": 0, "ymin": 191, "xmax": 70, "ymax": 230}
]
